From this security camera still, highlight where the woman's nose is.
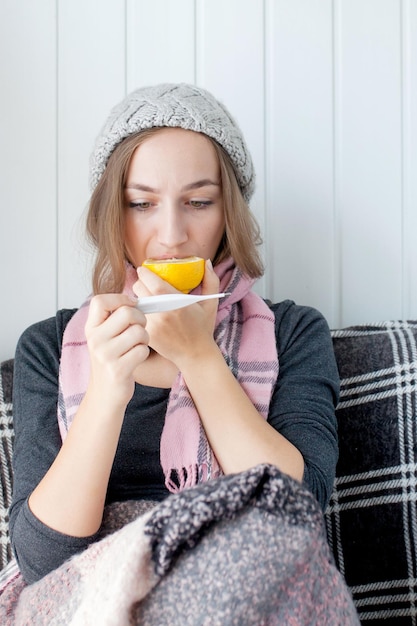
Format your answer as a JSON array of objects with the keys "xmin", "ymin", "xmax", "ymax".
[{"xmin": 157, "ymin": 206, "xmax": 188, "ymax": 249}]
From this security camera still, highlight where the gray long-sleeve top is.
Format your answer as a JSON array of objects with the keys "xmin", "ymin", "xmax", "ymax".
[{"xmin": 10, "ymin": 300, "xmax": 339, "ymax": 584}]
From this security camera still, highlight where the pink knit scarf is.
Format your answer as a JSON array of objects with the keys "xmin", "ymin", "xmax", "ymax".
[{"xmin": 58, "ymin": 258, "xmax": 279, "ymax": 492}]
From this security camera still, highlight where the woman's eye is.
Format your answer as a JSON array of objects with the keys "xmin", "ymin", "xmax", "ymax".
[
  {"xmin": 189, "ymin": 200, "xmax": 212, "ymax": 209},
  {"xmin": 129, "ymin": 201, "xmax": 152, "ymax": 210}
]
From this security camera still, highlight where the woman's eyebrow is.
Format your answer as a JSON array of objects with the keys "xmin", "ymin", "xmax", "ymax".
[
  {"xmin": 182, "ymin": 179, "xmax": 220, "ymax": 191},
  {"xmin": 124, "ymin": 183, "xmax": 156, "ymax": 192}
]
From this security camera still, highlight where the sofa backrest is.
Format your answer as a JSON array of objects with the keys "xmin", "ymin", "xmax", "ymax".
[
  {"xmin": 326, "ymin": 320, "xmax": 417, "ymax": 625},
  {"xmin": 1, "ymin": 320, "xmax": 417, "ymax": 624},
  {"xmin": 0, "ymin": 359, "xmax": 14, "ymax": 569}
]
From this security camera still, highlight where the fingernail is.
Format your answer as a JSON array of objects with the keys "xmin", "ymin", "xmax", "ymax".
[{"xmin": 206, "ymin": 259, "xmax": 213, "ymax": 271}]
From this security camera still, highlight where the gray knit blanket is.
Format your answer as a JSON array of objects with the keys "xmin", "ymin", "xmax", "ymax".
[{"xmin": 0, "ymin": 464, "xmax": 359, "ymax": 625}]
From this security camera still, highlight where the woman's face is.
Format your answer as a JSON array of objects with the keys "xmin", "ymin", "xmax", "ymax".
[{"xmin": 124, "ymin": 128, "xmax": 226, "ymax": 267}]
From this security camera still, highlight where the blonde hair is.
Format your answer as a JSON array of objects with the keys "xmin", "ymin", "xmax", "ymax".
[{"xmin": 86, "ymin": 128, "xmax": 263, "ymax": 294}]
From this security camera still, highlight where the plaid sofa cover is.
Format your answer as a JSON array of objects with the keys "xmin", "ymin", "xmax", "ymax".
[
  {"xmin": 1, "ymin": 320, "xmax": 417, "ymax": 624},
  {"xmin": 326, "ymin": 320, "xmax": 417, "ymax": 625},
  {"xmin": 0, "ymin": 359, "xmax": 13, "ymax": 570}
]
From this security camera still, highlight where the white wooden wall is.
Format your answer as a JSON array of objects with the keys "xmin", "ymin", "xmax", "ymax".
[{"xmin": 1, "ymin": 0, "xmax": 416, "ymax": 362}]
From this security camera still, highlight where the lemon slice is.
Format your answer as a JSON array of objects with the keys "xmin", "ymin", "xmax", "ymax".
[{"xmin": 142, "ymin": 256, "xmax": 205, "ymax": 293}]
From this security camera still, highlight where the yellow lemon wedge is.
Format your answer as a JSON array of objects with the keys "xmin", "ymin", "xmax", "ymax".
[{"xmin": 142, "ymin": 256, "xmax": 205, "ymax": 293}]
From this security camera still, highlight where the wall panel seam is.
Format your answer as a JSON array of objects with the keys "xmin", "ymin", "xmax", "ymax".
[
  {"xmin": 262, "ymin": 0, "xmax": 267, "ymax": 297},
  {"xmin": 332, "ymin": 0, "xmax": 342, "ymax": 328},
  {"xmin": 124, "ymin": 0, "xmax": 128, "ymax": 95},
  {"xmin": 193, "ymin": 0, "xmax": 197, "ymax": 84},
  {"xmin": 55, "ymin": 0, "xmax": 60, "ymax": 311},
  {"xmin": 401, "ymin": 0, "xmax": 410, "ymax": 318},
  {"xmin": 263, "ymin": 0, "xmax": 273, "ymax": 298}
]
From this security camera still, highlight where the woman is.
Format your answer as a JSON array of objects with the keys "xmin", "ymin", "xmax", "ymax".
[{"xmin": 3, "ymin": 84, "xmax": 358, "ymax": 624}]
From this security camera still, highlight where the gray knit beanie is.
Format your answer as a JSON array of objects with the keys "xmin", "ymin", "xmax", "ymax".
[{"xmin": 90, "ymin": 83, "xmax": 255, "ymax": 202}]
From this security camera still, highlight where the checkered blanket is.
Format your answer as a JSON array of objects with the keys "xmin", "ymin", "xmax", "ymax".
[{"xmin": 327, "ymin": 320, "xmax": 417, "ymax": 624}]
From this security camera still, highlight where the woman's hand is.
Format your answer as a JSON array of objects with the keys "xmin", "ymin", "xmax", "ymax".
[
  {"xmin": 28, "ymin": 294, "xmax": 150, "ymax": 538},
  {"xmin": 85, "ymin": 294, "xmax": 150, "ymax": 409},
  {"xmin": 133, "ymin": 260, "xmax": 220, "ymax": 366}
]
